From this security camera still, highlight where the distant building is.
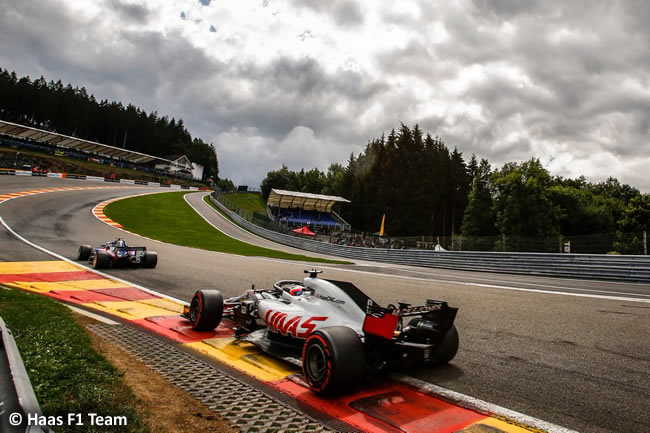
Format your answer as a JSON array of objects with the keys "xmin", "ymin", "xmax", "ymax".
[{"xmin": 155, "ymin": 155, "xmax": 203, "ymax": 180}]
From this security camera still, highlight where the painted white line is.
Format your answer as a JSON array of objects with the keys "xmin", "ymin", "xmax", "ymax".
[
  {"xmin": 66, "ymin": 305, "xmax": 120, "ymax": 325},
  {"xmin": 369, "ymin": 262, "xmax": 650, "ymax": 289},
  {"xmin": 197, "ymin": 195, "xmax": 650, "ymax": 300},
  {"xmin": 195, "ymin": 192, "xmax": 281, "ymax": 245},
  {"xmin": 394, "ymin": 374, "xmax": 580, "ymax": 433},
  {"xmin": 470, "ymin": 282, "xmax": 650, "ymax": 303},
  {"xmin": 316, "ymin": 265, "xmax": 650, "ymax": 304},
  {"xmin": 0, "ymin": 185, "xmax": 129, "ymax": 206},
  {"xmin": 88, "ymin": 192, "xmax": 327, "ymax": 268},
  {"xmin": 91, "ymin": 193, "xmax": 650, "ymax": 304},
  {"xmin": 0, "ymin": 202, "xmax": 594, "ymax": 432},
  {"xmin": 10, "ymin": 186, "xmax": 645, "ymax": 306},
  {"xmin": 91, "ymin": 190, "xmax": 170, "ymax": 226},
  {"xmin": 185, "ymin": 192, "xmax": 281, "ymax": 247},
  {"xmin": 0, "ymin": 216, "xmax": 188, "ymax": 305},
  {"xmin": 198, "ymin": 193, "xmax": 373, "ymax": 264}
]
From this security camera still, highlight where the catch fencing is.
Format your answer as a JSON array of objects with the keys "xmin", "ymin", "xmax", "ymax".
[{"xmin": 210, "ymin": 193, "xmax": 650, "ymax": 283}]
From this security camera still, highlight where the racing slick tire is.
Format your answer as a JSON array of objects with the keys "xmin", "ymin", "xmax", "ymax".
[
  {"xmin": 92, "ymin": 250, "xmax": 112, "ymax": 269},
  {"xmin": 302, "ymin": 326, "xmax": 365, "ymax": 395},
  {"xmin": 142, "ymin": 251, "xmax": 158, "ymax": 268},
  {"xmin": 77, "ymin": 245, "xmax": 92, "ymax": 261},
  {"xmin": 189, "ymin": 289, "xmax": 223, "ymax": 331},
  {"xmin": 429, "ymin": 324, "xmax": 459, "ymax": 365}
]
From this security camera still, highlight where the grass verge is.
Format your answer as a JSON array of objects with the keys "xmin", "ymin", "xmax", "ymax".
[
  {"xmin": 0, "ymin": 286, "xmax": 148, "ymax": 433},
  {"xmin": 203, "ymin": 194, "xmax": 237, "ymax": 224},
  {"xmin": 218, "ymin": 192, "xmax": 267, "ymax": 216},
  {"xmin": 104, "ymin": 191, "xmax": 350, "ymax": 264}
]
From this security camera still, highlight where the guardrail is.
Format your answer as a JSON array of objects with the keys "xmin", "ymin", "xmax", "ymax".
[
  {"xmin": 0, "ymin": 317, "xmax": 49, "ymax": 433},
  {"xmin": 210, "ymin": 194, "xmax": 650, "ymax": 283},
  {"xmin": 0, "ymin": 168, "xmax": 206, "ymax": 191}
]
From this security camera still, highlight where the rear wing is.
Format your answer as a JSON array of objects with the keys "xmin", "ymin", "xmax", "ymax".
[
  {"xmin": 362, "ymin": 299, "xmax": 457, "ymax": 340},
  {"xmin": 114, "ymin": 246, "xmax": 147, "ymax": 252}
]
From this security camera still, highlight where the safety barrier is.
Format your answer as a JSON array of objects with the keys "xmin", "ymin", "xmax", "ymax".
[
  {"xmin": 210, "ymin": 194, "xmax": 650, "ymax": 283},
  {"xmin": 2, "ymin": 168, "xmax": 202, "ymax": 190},
  {"xmin": 0, "ymin": 317, "xmax": 47, "ymax": 433}
]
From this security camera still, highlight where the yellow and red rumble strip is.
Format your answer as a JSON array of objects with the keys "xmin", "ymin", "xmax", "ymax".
[
  {"xmin": 92, "ymin": 199, "xmax": 123, "ymax": 228},
  {"xmin": 0, "ymin": 259, "xmax": 540, "ymax": 433},
  {"xmin": 0, "ymin": 186, "xmax": 128, "ymax": 205}
]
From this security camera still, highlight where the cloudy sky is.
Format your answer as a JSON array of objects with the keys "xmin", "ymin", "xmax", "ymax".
[{"xmin": 1, "ymin": 0, "xmax": 649, "ymax": 190}]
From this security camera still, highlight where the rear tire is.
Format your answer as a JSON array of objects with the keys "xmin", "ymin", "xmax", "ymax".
[
  {"xmin": 92, "ymin": 251, "xmax": 112, "ymax": 269},
  {"xmin": 77, "ymin": 245, "xmax": 92, "ymax": 260},
  {"xmin": 302, "ymin": 326, "xmax": 365, "ymax": 395},
  {"xmin": 429, "ymin": 325, "xmax": 459, "ymax": 365},
  {"xmin": 142, "ymin": 251, "xmax": 157, "ymax": 268},
  {"xmin": 189, "ymin": 289, "xmax": 223, "ymax": 331}
]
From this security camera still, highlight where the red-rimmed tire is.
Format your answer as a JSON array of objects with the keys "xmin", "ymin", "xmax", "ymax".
[
  {"xmin": 189, "ymin": 289, "xmax": 223, "ymax": 331},
  {"xmin": 302, "ymin": 326, "xmax": 365, "ymax": 395},
  {"xmin": 92, "ymin": 250, "xmax": 112, "ymax": 269}
]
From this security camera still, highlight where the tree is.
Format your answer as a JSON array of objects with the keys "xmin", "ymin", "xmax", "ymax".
[
  {"xmin": 260, "ymin": 165, "xmax": 298, "ymax": 198},
  {"xmin": 491, "ymin": 159, "xmax": 558, "ymax": 238},
  {"xmin": 0, "ymin": 68, "xmax": 218, "ymax": 181},
  {"xmin": 460, "ymin": 159, "xmax": 496, "ymax": 250},
  {"xmin": 614, "ymin": 194, "xmax": 650, "ymax": 254}
]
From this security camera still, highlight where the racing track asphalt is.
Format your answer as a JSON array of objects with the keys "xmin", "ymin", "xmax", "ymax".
[{"xmin": 1, "ymin": 176, "xmax": 649, "ymax": 433}]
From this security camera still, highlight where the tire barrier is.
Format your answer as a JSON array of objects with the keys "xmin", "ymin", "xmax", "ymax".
[{"xmin": 210, "ymin": 194, "xmax": 650, "ymax": 283}]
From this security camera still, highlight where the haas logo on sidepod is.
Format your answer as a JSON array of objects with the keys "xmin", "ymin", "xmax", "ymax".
[{"xmin": 265, "ymin": 310, "xmax": 327, "ymax": 338}]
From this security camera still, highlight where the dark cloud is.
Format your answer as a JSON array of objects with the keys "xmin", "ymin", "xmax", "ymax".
[
  {"xmin": 0, "ymin": 0, "xmax": 648, "ymax": 190},
  {"xmin": 290, "ymin": 0, "xmax": 364, "ymax": 27},
  {"xmin": 108, "ymin": 0, "xmax": 150, "ymax": 23}
]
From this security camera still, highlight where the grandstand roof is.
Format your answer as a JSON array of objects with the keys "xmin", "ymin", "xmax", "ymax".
[
  {"xmin": 268, "ymin": 189, "xmax": 350, "ymax": 212},
  {"xmin": 0, "ymin": 120, "xmax": 172, "ymax": 164}
]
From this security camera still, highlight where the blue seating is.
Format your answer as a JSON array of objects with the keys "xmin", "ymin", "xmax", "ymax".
[{"xmin": 276, "ymin": 208, "xmax": 341, "ymax": 229}]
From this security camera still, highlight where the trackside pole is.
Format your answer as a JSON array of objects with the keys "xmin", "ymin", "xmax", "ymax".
[{"xmin": 644, "ymin": 231, "xmax": 647, "ymax": 255}]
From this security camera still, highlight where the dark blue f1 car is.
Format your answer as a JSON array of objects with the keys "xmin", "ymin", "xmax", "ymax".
[{"xmin": 77, "ymin": 238, "xmax": 157, "ymax": 269}]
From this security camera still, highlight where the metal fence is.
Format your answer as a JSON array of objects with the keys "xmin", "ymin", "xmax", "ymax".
[
  {"xmin": 213, "ymin": 193, "xmax": 647, "ymax": 255},
  {"xmin": 210, "ymin": 194, "xmax": 650, "ymax": 283},
  {"xmin": 394, "ymin": 232, "xmax": 648, "ymax": 255}
]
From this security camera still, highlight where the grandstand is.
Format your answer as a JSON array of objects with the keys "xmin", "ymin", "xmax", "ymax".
[{"xmin": 267, "ymin": 189, "xmax": 351, "ymax": 232}]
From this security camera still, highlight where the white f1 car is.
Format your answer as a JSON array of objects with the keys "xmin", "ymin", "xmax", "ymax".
[{"xmin": 183, "ymin": 270, "xmax": 459, "ymax": 395}]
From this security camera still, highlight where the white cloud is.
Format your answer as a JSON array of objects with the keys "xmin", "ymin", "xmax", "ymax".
[{"xmin": 0, "ymin": 0, "xmax": 649, "ymax": 192}]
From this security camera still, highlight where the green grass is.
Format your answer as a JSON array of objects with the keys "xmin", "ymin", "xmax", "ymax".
[
  {"xmin": 104, "ymin": 192, "xmax": 350, "ymax": 264},
  {"xmin": 219, "ymin": 192, "xmax": 267, "ymax": 216},
  {"xmin": 203, "ymin": 194, "xmax": 241, "ymax": 225},
  {"xmin": 0, "ymin": 286, "xmax": 148, "ymax": 433}
]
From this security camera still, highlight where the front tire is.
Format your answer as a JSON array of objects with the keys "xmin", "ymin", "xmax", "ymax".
[
  {"xmin": 429, "ymin": 325, "xmax": 459, "ymax": 365},
  {"xmin": 142, "ymin": 251, "xmax": 157, "ymax": 268},
  {"xmin": 92, "ymin": 251, "xmax": 112, "ymax": 269},
  {"xmin": 189, "ymin": 289, "xmax": 223, "ymax": 331},
  {"xmin": 302, "ymin": 326, "xmax": 365, "ymax": 395},
  {"xmin": 77, "ymin": 245, "xmax": 92, "ymax": 260}
]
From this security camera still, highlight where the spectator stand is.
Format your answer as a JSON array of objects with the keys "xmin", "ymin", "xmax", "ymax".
[
  {"xmin": 0, "ymin": 120, "xmax": 201, "ymax": 184},
  {"xmin": 267, "ymin": 189, "xmax": 351, "ymax": 235}
]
